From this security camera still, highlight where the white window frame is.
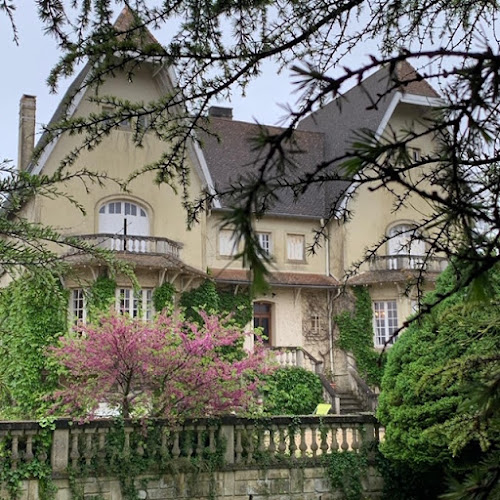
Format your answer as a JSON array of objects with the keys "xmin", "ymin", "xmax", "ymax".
[
  {"xmin": 286, "ymin": 234, "xmax": 305, "ymax": 262},
  {"xmin": 116, "ymin": 288, "xmax": 154, "ymax": 320},
  {"xmin": 219, "ymin": 229, "xmax": 238, "ymax": 257},
  {"xmin": 70, "ymin": 289, "xmax": 87, "ymax": 324},
  {"xmin": 387, "ymin": 224, "xmax": 425, "ymax": 269},
  {"xmin": 373, "ymin": 300, "xmax": 398, "ymax": 347},
  {"xmin": 257, "ymin": 232, "xmax": 272, "ymax": 256},
  {"xmin": 311, "ymin": 314, "xmax": 321, "ymax": 334},
  {"xmin": 411, "ymin": 148, "xmax": 421, "ymax": 161}
]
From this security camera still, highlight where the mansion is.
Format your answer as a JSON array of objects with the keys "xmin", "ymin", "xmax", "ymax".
[{"xmin": 10, "ymin": 9, "xmax": 447, "ymax": 409}]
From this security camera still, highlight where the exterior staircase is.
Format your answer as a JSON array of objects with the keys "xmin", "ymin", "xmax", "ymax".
[
  {"xmin": 271, "ymin": 346, "xmax": 378, "ymax": 415},
  {"xmin": 336, "ymin": 392, "xmax": 366, "ymax": 415}
]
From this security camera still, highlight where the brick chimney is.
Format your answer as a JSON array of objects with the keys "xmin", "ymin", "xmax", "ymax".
[
  {"xmin": 18, "ymin": 95, "xmax": 36, "ymax": 171},
  {"xmin": 208, "ymin": 106, "xmax": 233, "ymax": 119}
]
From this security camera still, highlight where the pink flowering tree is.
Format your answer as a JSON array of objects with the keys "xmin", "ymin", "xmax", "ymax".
[{"xmin": 49, "ymin": 311, "xmax": 272, "ymax": 420}]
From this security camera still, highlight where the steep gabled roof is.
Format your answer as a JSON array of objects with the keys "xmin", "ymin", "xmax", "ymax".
[
  {"xmin": 295, "ymin": 61, "xmax": 441, "ymax": 213},
  {"xmin": 395, "ymin": 60, "xmax": 440, "ymax": 98},
  {"xmin": 27, "ymin": 7, "xmax": 217, "ymax": 197},
  {"xmin": 200, "ymin": 117, "xmax": 327, "ymax": 218}
]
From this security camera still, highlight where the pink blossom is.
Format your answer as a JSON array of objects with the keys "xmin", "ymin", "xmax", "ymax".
[{"xmin": 49, "ymin": 311, "xmax": 273, "ymax": 421}]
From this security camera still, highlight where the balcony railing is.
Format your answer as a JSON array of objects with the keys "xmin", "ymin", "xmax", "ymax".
[
  {"xmin": 74, "ymin": 234, "xmax": 182, "ymax": 259},
  {"xmin": 369, "ymin": 254, "xmax": 447, "ymax": 272}
]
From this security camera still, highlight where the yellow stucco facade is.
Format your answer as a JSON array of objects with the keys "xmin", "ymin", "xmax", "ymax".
[{"xmin": 12, "ymin": 61, "xmax": 446, "ymax": 390}]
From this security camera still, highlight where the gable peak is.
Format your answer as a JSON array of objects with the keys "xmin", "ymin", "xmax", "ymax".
[{"xmin": 392, "ymin": 60, "xmax": 440, "ymax": 98}]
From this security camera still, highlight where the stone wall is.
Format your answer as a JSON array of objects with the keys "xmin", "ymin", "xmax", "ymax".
[
  {"xmin": 302, "ymin": 290, "xmax": 330, "ymax": 365},
  {"xmin": 8, "ymin": 465, "xmax": 383, "ymax": 500},
  {"xmin": 0, "ymin": 416, "xmax": 383, "ymax": 500}
]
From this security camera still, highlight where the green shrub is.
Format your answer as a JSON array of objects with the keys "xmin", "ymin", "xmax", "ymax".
[{"xmin": 261, "ymin": 366, "xmax": 324, "ymax": 415}]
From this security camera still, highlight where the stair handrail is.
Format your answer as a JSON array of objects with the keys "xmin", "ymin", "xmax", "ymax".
[
  {"xmin": 348, "ymin": 367, "xmax": 378, "ymax": 412},
  {"xmin": 318, "ymin": 373, "xmax": 341, "ymax": 414}
]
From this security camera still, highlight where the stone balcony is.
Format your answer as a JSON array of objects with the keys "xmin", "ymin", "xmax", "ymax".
[
  {"xmin": 74, "ymin": 233, "xmax": 182, "ymax": 259},
  {"xmin": 369, "ymin": 254, "xmax": 447, "ymax": 272}
]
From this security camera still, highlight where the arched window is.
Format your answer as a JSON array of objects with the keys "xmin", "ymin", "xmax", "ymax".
[
  {"xmin": 99, "ymin": 200, "xmax": 149, "ymax": 235},
  {"xmin": 98, "ymin": 200, "xmax": 150, "ymax": 252},
  {"xmin": 387, "ymin": 224, "xmax": 425, "ymax": 269}
]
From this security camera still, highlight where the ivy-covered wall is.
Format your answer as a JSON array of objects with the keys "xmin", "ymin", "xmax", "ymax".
[
  {"xmin": 0, "ymin": 271, "xmax": 68, "ymax": 418},
  {"xmin": 335, "ymin": 286, "xmax": 385, "ymax": 386},
  {"xmin": 180, "ymin": 279, "xmax": 252, "ymax": 328}
]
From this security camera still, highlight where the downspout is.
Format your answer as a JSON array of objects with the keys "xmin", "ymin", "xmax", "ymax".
[{"xmin": 322, "ymin": 218, "xmax": 335, "ymax": 375}]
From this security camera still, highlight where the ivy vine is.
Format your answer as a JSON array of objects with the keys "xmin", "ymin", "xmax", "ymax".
[
  {"xmin": 179, "ymin": 279, "xmax": 220, "ymax": 324},
  {"xmin": 87, "ymin": 275, "xmax": 117, "ymax": 322},
  {"xmin": 335, "ymin": 286, "xmax": 385, "ymax": 386},
  {"xmin": 0, "ymin": 428, "xmax": 55, "ymax": 500},
  {"xmin": 322, "ymin": 450, "xmax": 368, "ymax": 500},
  {"xmin": 0, "ymin": 271, "xmax": 68, "ymax": 418},
  {"xmin": 180, "ymin": 279, "xmax": 252, "ymax": 329},
  {"xmin": 152, "ymin": 282, "xmax": 176, "ymax": 313}
]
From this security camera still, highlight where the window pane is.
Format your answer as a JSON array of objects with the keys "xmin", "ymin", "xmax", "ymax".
[
  {"xmin": 219, "ymin": 229, "xmax": 237, "ymax": 256},
  {"xmin": 254, "ymin": 303, "xmax": 270, "ymax": 314},
  {"xmin": 257, "ymin": 233, "xmax": 271, "ymax": 255},
  {"xmin": 373, "ymin": 301, "xmax": 398, "ymax": 347},
  {"xmin": 287, "ymin": 235, "xmax": 304, "ymax": 260},
  {"xmin": 72, "ymin": 289, "xmax": 86, "ymax": 323}
]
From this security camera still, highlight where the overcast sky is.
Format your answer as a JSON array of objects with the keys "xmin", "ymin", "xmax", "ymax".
[{"xmin": 0, "ymin": 6, "xmax": 306, "ymax": 167}]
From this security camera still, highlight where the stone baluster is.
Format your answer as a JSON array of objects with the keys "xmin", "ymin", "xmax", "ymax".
[
  {"xmin": 11, "ymin": 431, "xmax": 21, "ymax": 469},
  {"xmin": 136, "ymin": 438, "xmax": 144, "ymax": 457},
  {"xmin": 278, "ymin": 425, "xmax": 287, "ymax": 456},
  {"xmin": 310, "ymin": 425, "xmax": 318, "ymax": 458},
  {"xmin": 320, "ymin": 427, "xmax": 329, "ymax": 455},
  {"xmin": 97, "ymin": 428, "xmax": 108, "ymax": 467},
  {"xmin": 0, "ymin": 431, "xmax": 5, "ymax": 467},
  {"xmin": 296, "ymin": 349, "xmax": 304, "ymax": 368},
  {"xmin": 171, "ymin": 428, "xmax": 181, "ymax": 459},
  {"xmin": 340, "ymin": 425, "xmax": 349, "ymax": 451},
  {"xmin": 351, "ymin": 426, "xmax": 360, "ymax": 452},
  {"xmin": 268, "ymin": 425, "xmax": 277, "ymax": 457},
  {"xmin": 196, "ymin": 425, "xmax": 206, "ymax": 458},
  {"xmin": 70, "ymin": 429, "xmax": 81, "ymax": 468},
  {"xmin": 330, "ymin": 426, "xmax": 339, "ymax": 451},
  {"xmin": 246, "ymin": 425, "xmax": 254, "ymax": 464},
  {"xmin": 25, "ymin": 430, "xmax": 36, "ymax": 463},
  {"xmin": 299, "ymin": 426, "xmax": 308, "ymax": 457},
  {"xmin": 257, "ymin": 427, "xmax": 266, "ymax": 456},
  {"xmin": 289, "ymin": 426, "xmax": 297, "ymax": 460},
  {"xmin": 123, "ymin": 428, "xmax": 132, "ymax": 458},
  {"xmin": 84, "ymin": 428, "xmax": 96, "ymax": 466},
  {"xmin": 161, "ymin": 429, "xmax": 169, "ymax": 459},
  {"xmin": 208, "ymin": 426, "xmax": 217, "ymax": 454},
  {"xmin": 184, "ymin": 425, "xmax": 194, "ymax": 459},
  {"xmin": 234, "ymin": 425, "xmax": 243, "ymax": 464}
]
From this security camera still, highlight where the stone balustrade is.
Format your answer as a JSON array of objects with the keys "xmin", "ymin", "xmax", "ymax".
[
  {"xmin": 0, "ymin": 415, "xmax": 378, "ymax": 474},
  {"xmin": 73, "ymin": 234, "xmax": 182, "ymax": 258},
  {"xmin": 272, "ymin": 347, "xmax": 323, "ymax": 374},
  {"xmin": 369, "ymin": 254, "xmax": 447, "ymax": 272}
]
